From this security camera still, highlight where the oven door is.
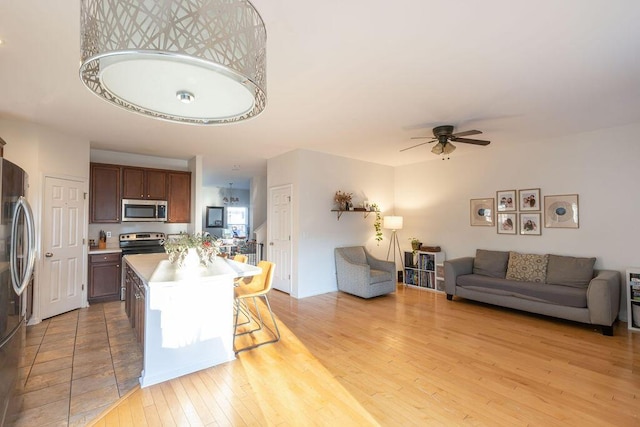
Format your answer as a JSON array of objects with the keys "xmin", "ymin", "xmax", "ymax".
[{"xmin": 122, "ymin": 199, "xmax": 165, "ymax": 222}]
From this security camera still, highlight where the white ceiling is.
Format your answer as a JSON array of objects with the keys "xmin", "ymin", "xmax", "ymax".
[{"xmin": 1, "ymin": 1, "xmax": 640, "ymax": 188}]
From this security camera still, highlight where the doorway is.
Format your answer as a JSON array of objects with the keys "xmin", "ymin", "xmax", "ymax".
[
  {"xmin": 40, "ymin": 175, "xmax": 86, "ymax": 319},
  {"xmin": 268, "ymin": 184, "xmax": 292, "ymax": 294}
]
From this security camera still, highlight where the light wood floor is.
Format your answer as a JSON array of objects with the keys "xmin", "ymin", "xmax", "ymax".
[{"xmin": 40, "ymin": 285, "xmax": 640, "ymax": 426}]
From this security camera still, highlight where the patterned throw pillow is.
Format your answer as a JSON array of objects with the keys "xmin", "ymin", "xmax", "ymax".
[{"xmin": 505, "ymin": 252, "xmax": 549, "ymax": 283}]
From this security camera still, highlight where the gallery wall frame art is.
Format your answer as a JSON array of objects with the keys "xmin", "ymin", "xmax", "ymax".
[
  {"xmin": 470, "ymin": 198, "xmax": 494, "ymax": 226},
  {"xmin": 518, "ymin": 188, "xmax": 540, "ymax": 211},
  {"xmin": 520, "ymin": 212, "xmax": 541, "ymax": 235},
  {"xmin": 497, "ymin": 190, "xmax": 517, "ymax": 212},
  {"xmin": 497, "ymin": 213, "xmax": 517, "ymax": 235},
  {"xmin": 544, "ymin": 194, "xmax": 579, "ymax": 228}
]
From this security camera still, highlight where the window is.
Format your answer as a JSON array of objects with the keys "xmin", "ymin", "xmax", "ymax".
[{"xmin": 226, "ymin": 207, "xmax": 248, "ymax": 238}]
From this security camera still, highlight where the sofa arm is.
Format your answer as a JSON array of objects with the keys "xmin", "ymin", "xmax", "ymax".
[
  {"xmin": 366, "ymin": 254, "xmax": 395, "ymax": 275},
  {"xmin": 444, "ymin": 257, "xmax": 474, "ymax": 296},
  {"xmin": 587, "ymin": 269, "xmax": 621, "ymax": 326}
]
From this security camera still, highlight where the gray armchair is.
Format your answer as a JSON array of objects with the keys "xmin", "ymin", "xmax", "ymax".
[{"xmin": 334, "ymin": 246, "xmax": 396, "ymax": 298}]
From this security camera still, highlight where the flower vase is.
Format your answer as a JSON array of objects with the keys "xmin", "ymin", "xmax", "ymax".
[{"xmin": 182, "ymin": 248, "xmax": 201, "ymax": 269}]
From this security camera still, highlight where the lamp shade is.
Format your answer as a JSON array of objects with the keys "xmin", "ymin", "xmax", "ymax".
[
  {"xmin": 383, "ymin": 216, "xmax": 403, "ymax": 230},
  {"xmin": 79, "ymin": 0, "xmax": 266, "ymax": 125}
]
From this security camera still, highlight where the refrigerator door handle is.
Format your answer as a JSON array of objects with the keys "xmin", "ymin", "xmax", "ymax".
[{"xmin": 10, "ymin": 196, "xmax": 36, "ymax": 296}]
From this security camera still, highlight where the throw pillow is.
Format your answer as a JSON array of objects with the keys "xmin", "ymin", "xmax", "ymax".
[
  {"xmin": 505, "ymin": 252, "xmax": 549, "ymax": 283},
  {"xmin": 546, "ymin": 254, "xmax": 596, "ymax": 288},
  {"xmin": 473, "ymin": 249, "xmax": 510, "ymax": 278}
]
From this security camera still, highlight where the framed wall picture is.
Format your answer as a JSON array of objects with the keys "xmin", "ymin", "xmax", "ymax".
[
  {"xmin": 470, "ymin": 198, "xmax": 494, "ymax": 226},
  {"xmin": 544, "ymin": 194, "xmax": 579, "ymax": 228},
  {"xmin": 519, "ymin": 212, "xmax": 541, "ymax": 235},
  {"xmin": 205, "ymin": 206, "xmax": 224, "ymax": 228},
  {"xmin": 497, "ymin": 213, "xmax": 517, "ymax": 235},
  {"xmin": 518, "ymin": 188, "xmax": 540, "ymax": 211},
  {"xmin": 496, "ymin": 190, "xmax": 516, "ymax": 212}
]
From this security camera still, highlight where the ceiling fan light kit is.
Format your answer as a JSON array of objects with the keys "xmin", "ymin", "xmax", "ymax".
[
  {"xmin": 402, "ymin": 124, "xmax": 491, "ymax": 158},
  {"xmin": 79, "ymin": 0, "xmax": 267, "ymax": 125}
]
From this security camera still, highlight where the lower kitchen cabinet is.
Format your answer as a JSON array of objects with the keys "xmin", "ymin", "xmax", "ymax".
[
  {"xmin": 124, "ymin": 262, "xmax": 145, "ymax": 348},
  {"xmin": 134, "ymin": 276, "xmax": 145, "ymax": 346},
  {"xmin": 88, "ymin": 253, "xmax": 122, "ymax": 303}
]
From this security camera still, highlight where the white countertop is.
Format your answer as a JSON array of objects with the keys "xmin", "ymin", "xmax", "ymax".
[
  {"xmin": 123, "ymin": 253, "xmax": 260, "ymax": 284},
  {"xmin": 88, "ymin": 247, "xmax": 122, "ymax": 255}
]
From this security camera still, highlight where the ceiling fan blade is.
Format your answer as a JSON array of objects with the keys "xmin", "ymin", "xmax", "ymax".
[
  {"xmin": 410, "ymin": 136, "xmax": 436, "ymax": 140},
  {"xmin": 401, "ymin": 141, "xmax": 431, "ymax": 152},
  {"xmin": 449, "ymin": 137, "xmax": 490, "ymax": 146},
  {"xmin": 451, "ymin": 129, "xmax": 482, "ymax": 138}
]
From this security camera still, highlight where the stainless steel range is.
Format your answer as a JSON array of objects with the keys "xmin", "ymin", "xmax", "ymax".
[{"xmin": 119, "ymin": 232, "xmax": 166, "ymax": 255}]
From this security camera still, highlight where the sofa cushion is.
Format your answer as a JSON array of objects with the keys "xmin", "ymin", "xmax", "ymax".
[
  {"xmin": 473, "ymin": 249, "xmax": 510, "ymax": 278},
  {"xmin": 546, "ymin": 254, "xmax": 596, "ymax": 288},
  {"xmin": 370, "ymin": 269, "xmax": 393, "ymax": 284},
  {"xmin": 505, "ymin": 252, "xmax": 549, "ymax": 283},
  {"xmin": 456, "ymin": 274, "xmax": 587, "ymax": 308}
]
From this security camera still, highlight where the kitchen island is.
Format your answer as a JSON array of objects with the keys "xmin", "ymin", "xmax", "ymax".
[{"xmin": 123, "ymin": 253, "xmax": 261, "ymax": 388}]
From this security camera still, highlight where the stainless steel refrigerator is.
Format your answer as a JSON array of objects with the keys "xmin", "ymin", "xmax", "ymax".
[{"xmin": 0, "ymin": 158, "xmax": 36, "ymax": 426}]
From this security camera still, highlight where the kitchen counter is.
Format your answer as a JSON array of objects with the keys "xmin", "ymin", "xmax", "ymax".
[{"xmin": 122, "ymin": 253, "xmax": 261, "ymax": 388}]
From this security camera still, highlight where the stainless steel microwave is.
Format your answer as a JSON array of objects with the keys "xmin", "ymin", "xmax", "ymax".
[{"xmin": 122, "ymin": 199, "xmax": 168, "ymax": 222}]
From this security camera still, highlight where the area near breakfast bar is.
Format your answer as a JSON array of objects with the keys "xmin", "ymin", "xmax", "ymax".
[{"xmin": 122, "ymin": 253, "xmax": 261, "ymax": 387}]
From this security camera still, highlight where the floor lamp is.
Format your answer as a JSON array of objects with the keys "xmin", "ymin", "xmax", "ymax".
[{"xmin": 384, "ymin": 216, "xmax": 404, "ymax": 272}]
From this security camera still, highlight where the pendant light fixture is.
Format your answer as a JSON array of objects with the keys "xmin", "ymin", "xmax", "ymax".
[
  {"xmin": 79, "ymin": 0, "xmax": 267, "ymax": 125},
  {"xmin": 223, "ymin": 182, "xmax": 239, "ymax": 205}
]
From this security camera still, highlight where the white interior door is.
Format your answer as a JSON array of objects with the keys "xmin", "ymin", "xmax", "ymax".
[
  {"xmin": 40, "ymin": 176, "xmax": 85, "ymax": 319},
  {"xmin": 269, "ymin": 185, "xmax": 292, "ymax": 294}
]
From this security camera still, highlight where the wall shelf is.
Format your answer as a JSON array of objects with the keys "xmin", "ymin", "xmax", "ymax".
[{"xmin": 330, "ymin": 209, "xmax": 377, "ymax": 220}]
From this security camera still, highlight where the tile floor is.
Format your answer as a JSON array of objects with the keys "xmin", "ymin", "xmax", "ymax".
[{"xmin": 10, "ymin": 301, "xmax": 142, "ymax": 427}]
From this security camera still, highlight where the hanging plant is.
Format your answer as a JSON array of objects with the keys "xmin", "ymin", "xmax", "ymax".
[{"xmin": 370, "ymin": 203, "xmax": 383, "ymax": 244}]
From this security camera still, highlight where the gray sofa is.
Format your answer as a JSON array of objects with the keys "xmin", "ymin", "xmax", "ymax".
[
  {"xmin": 334, "ymin": 246, "xmax": 396, "ymax": 298},
  {"xmin": 444, "ymin": 249, "xmax": 621, "ymax": 335}
]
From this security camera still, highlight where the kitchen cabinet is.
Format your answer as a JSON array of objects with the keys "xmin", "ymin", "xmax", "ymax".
[
  {"xmin": 122, "ymin": 167, "xmax": 167, "ymax": 200},
  {"xmin": 133, "ymin": 275, "xmax": 145, "ymax": 346},
  {"xmin": 124, "ymin": 262, "xmax": 145, "ymax": 346},
  {"xmin": 90, "ymin": 163, "xmax": 121, "ymax": 223},
  {"xmin": 167, "ymin": 171, "xmax": 191, "ymax": 223},
  {"xmin": 88, "ymin": 252, "xmax": 122, "ymax": 303}
]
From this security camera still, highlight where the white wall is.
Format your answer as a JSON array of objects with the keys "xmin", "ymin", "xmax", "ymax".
[
  {"xmin": 395, "ymin": 122, "xmax": 640, "ymax": 320},
  {"xmin": 268, "ymin": 149, "xmax": 394, "ymax": 298},
  {"xmin": 1, "ymin": 116, "xmax": 91, "ymax": 322}
]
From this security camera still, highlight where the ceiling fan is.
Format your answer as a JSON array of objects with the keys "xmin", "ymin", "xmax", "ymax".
[{"xmin": 401, "ymin": 125, "xmax": 490, "ymax": 156}]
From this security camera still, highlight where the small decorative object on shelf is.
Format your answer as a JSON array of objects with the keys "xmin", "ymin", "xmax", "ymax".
[
  {"xmin": 404, "ymin": 250, "xmax": 445, "ymax": 292},
  {"xmin": 408, "ymin": 237, "xmax": 421, "ymax": 251},
  {"xmin": 164, "ymin": 232, "xmax": 221, "ymax": 267},
  {"xmin": 334, "ymin": 190, "xmax": 353, "ymax": 211}
]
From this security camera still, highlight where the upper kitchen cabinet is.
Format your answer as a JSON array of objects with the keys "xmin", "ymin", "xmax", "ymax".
[
  {"xmin": 167, "ymin": 171, "xmax": 191, "ymax": 223},
  {"xmin": 90, "ymin": 163, "xmax": 121, "ymax": 223},
  {"xmin": 122, "ymin": 167, "xmax": 167, "ymax": 200}
]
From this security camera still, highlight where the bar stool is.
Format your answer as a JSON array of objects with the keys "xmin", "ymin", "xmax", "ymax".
[{"xmin": 233, "ymin": 261, "xmax": 281, "ymax": 353}]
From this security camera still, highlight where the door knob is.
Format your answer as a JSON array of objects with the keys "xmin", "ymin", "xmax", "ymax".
[
  {"xmin": 269, "ymin": 242, "xmax": 274, "ymax": 246},
  {"xmin": 45, "ymin": 252, "xmax": 53, "ymax": 257}
]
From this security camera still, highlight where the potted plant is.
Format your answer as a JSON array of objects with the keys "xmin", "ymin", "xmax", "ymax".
[
  {"xmin": 370, "ymin": 203, "xmax": 383, "ymax": 244},
  {"xmin": 164, "ymin": 232, "xmax": 222, "ymax": 267},
  {"xmin": 408, "ymin": 237, "xmax": 421, "ymax": 251}
]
